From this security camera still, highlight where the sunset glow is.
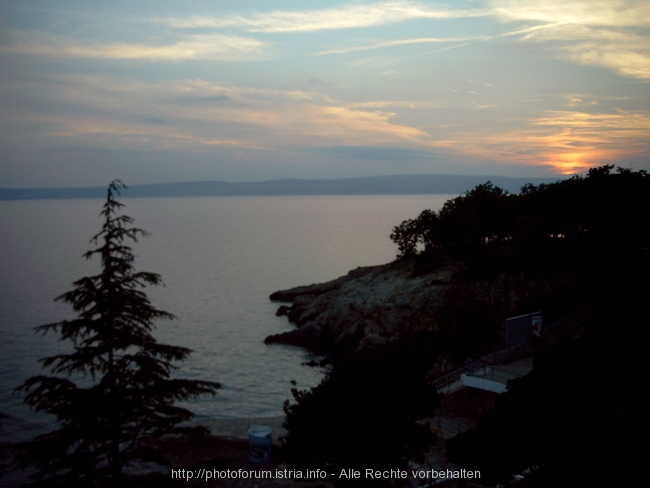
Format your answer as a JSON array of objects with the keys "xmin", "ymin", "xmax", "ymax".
[{"xmin": 0, "ymin": 1, "xmax": 648, "ymax": 187}]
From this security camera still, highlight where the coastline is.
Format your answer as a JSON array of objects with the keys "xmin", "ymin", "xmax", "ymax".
[
  {"xmin": 195, "ymin": 416, "xmax": 287, "ymax": 443},
  {"xmin": 266, "ymin": 258, "xmax": 456, "ymax": 354}
]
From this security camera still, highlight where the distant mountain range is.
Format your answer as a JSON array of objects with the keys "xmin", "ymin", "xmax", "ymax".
[{"xmin": 0, "ymin": 174, "xmax": 563, "ymax": 200}]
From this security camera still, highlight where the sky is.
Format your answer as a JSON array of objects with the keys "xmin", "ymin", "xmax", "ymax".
[{"xmin": 1, "ymin": 0, "xmax": 649, "ymax": 187}]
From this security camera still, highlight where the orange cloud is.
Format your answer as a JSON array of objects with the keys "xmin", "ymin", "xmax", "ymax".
[
  {"xmin": 457, "ymin": 109, "xmax": 650, "ymax": 174},
  {"xmin": 3, "ymin": 76, "xmax": 430, "ymax": 152}
]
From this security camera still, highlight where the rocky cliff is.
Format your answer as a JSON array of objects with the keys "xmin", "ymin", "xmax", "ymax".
[
  {"xmin": 265, "ymin": 258, "xmax": 457, "ymax": 353},
  {"xmin": 266, "ymin": 256, "xmax": 577, "ymax": 357}
]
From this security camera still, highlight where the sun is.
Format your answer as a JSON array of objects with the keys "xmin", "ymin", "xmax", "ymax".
[{"xmin": 544, "ymin": 151, "xmax": 600, "ymax": 175}]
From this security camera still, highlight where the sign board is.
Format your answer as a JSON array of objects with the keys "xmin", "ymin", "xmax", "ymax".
[{"xmin": 506, "ymin": 311, "xmax": 543, "ymax": 347}]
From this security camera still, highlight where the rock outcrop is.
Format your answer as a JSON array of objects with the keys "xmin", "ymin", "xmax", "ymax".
[
  {"xmin": 265, "ymin": 259, "xmax": 456, "ymax": 353},
  {"xmin": 266, "ymin": 254, "xmax": 580, "ymax": 356}
]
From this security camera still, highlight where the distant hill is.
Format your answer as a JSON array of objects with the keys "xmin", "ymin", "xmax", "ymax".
[{"xmin": 0, "ymin": 174, "xmax": 562, "ymax": 200}]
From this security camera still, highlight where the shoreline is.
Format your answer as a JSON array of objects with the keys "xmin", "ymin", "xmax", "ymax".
[{"xmin": 193, "ymin": 416, "xmax": 287, "ymax": 444}]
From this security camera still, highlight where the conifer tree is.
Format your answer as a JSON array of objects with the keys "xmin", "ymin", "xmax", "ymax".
[{"xmin": 15, "ymin": 180, "xmax": 220, "ymax": 487}]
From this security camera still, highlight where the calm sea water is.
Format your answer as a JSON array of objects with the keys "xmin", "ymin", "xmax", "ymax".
[{"xmin": 0, "ymin": 194, "xmax": 451, "ymax": 444}]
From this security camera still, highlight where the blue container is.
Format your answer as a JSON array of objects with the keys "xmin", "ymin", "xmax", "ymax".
[{"xmin": 248, "ymin": 425, "xmax": 273, "ymax": 465}]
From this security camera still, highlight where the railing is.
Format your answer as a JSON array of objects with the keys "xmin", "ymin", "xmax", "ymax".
[{"xmin": 467, "ymin": 366, "xmax": 521, "ymax": 385}]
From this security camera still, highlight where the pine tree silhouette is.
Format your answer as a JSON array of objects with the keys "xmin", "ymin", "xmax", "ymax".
[{"xmin": 15, "ymin": 180, "xmax": 220, "ymax": 487}]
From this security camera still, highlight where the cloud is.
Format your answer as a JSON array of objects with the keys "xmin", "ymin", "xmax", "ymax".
[
  {"xmin": 489, "ymin": 0, "xmax": 650, "ymax": 26},
  {"xmin": 514, "ymin": 22, "xmax": 650, "ymax": 79},
  {"xmin": 564, "ymin": 94, "xmax": 601, "ymax": 107},
  {"xmin": 47, "ymin": 122, "xmax": 252, "ymax": 151},
  {"xmin": 317, "ymin": 36, "xmax": 471, "ymax": 55},
  {"xmin": 298, "ymin": 1, "xmax": 650, "ymax": 81},
  {"xmin": 307, "ymin": 105, "xmax": 428, "ymax": 142},
  {"xmin": 350, "ymin": 100, "xmax": 445, "ymax": 109},
  {"xmin": 1, "ymin": 31, "xmax": 270, "ymax": 61},
  {"xmin": 491, "ymin": 0, "xmax": 650, "ymax": 80},
  {"xmin": 568, "ymin": 45, "xmax": 650, "ymax": 80},
  {"xmin": 6, "ymin": 1, "xmax": 646, "ymax": 81},
  {"xmin": 317, "ymin": 20, "xmax": 574, "ymax": 56},
  {"xmin": 0, "ymin": 74, "xmax": 431, "ymax": 154},
  {"xmin": 314, "ymin": 18, "xmax": 614, "ymax": 75},
  {"xmin": 463, "ymin": 109, "xmax": 650, "ymax": 173},
  {"xmin": 160, "ymin": 1, "xmax": 487, "ymax": 33},
  {"xmin": 532, "ymin": 109, "xmax": 650, "ymax": 132}
]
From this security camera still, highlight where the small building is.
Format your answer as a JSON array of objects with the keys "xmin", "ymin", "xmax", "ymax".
[{"xmin": 505, "ymin": 311, "xmax": 542, "ymax": 347}]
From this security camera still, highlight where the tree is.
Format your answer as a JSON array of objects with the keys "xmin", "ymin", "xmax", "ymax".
[
  {"xmin": 283, "ymin": 345, "xmax": 438, "ymax": 486},
  {"xmin": 390, "ymin": 209, "xmax": 439, "ymax": 258},
  {"xmin": 443, "ymin": 169, "xmax": 650, "ymax": 487},
  {"xmin": 437, "ymin": 181, "xmax": 512, "ymax": 249},
  {"xmin": 14, "ymin": 181, "xmax": 220, "ymax": 487}
]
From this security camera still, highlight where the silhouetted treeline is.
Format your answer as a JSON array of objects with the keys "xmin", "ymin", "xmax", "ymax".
[
  {"xmin": 401, "ymin": 166, "xmax": 650, "ymax": 485},
  {"xmin": 391, "ymin": 165, "xmax": 649, "ymax": 268}
]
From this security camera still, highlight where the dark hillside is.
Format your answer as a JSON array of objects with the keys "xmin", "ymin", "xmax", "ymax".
[{"xmin": 279, "ymin": 166, "xmax": 649, "ymax": 485}]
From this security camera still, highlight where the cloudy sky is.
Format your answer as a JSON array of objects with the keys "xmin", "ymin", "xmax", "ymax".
[{"xmin": 1, "ymin": 0, "xmax": 649, "ymax": 187}]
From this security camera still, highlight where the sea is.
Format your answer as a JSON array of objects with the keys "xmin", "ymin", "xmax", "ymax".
[{"xmin": 0, "ymin": 194, "xmax": 452, "ymax": 448}]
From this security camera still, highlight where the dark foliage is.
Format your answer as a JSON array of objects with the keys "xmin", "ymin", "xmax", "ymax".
[
  {"xmin": 390, "ymin": 166, "xmax": 650, "ymax": 273},
  {"xmin": 446, "ymin": 259, "xmax": 649, "ymax": 486},
  {"xmin": 443, "ymin": 173, "xmax": 650, "ymax": 486},
  {"xmin": 435, "ymin": 287, "xmax": 502, "ymax": 364},
  {"xmin": 283, "ymin": 345, "xmax": 439, "ymax": 486},
  {"xmin": 390, "ymin": 209, "xmax": 439, "ymax": 258},
  {"xmin": 13, "ymin": 181, "xmax": 220, "ymax": 487},
  {"xmin": 384, "ymin": 166, "xmax": 650, "ymax": 485}
]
